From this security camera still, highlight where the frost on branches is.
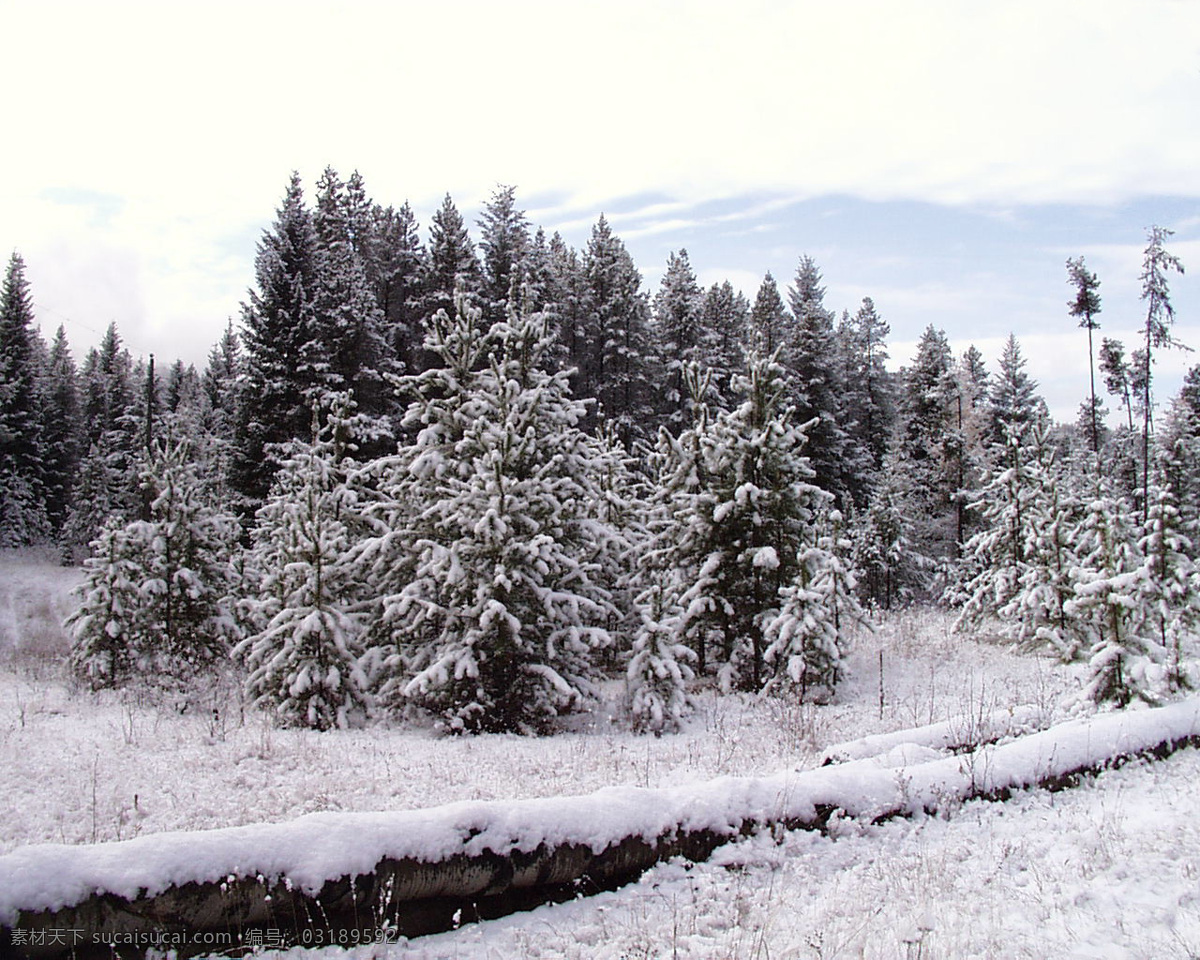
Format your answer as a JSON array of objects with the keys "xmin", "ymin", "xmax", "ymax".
[
  {"xmin": 235, "ymin": 396, "xmax": 370, "ymax": 730},
  {"xmin": 366, "ymin": 292, "xmax": 623, "ymax": 733},
  {"xmin": 626, "ymin": 585, "xmax": 696, "ymax": 734},
  {"xmin": 764, "ymin": 508, "xmax": 867, "ymax": 701},
  {"xmin": 67, "ymin": 432, "xmax": 241, "ymax": 690},
  {"xmin": 644, "ymin": 355, "xmax": 855, "ymax": 697}
]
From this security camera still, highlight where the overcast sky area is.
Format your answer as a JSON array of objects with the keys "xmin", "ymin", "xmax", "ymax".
[{"xmin": 3, "ymin": 0, "xmax": 1199, "ymax": 423}]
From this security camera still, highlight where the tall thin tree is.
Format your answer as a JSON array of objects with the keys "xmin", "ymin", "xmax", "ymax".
[{"xmin": 1067, "ymin": 257, "xmax": 1103, "ymax": 458}]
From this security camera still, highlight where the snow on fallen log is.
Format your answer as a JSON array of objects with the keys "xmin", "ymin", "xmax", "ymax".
[
  {"xmin": 820, "ymin": 703, "xmax": 1049, "ymax": 764},
  {"xmin": 4, "ymin": 697, "xmax": 1200, "ymax": 958}
]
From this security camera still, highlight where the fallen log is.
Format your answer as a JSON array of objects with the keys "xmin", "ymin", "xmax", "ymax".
[{"xmin": 3, "ymin": 697, "xmax": 1200, "ymax": 959}]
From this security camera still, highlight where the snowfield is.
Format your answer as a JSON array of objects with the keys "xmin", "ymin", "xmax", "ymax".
[{"xmin": 4, "ymin": 549, "xmax": 1200, "ymax": 957}]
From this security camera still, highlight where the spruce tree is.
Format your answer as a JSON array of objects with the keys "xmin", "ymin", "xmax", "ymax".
[
  {"xmin": 626, "ymin": 584, "xmax": 696, "ymax": 734},
  {"xmin": 898, "ymin": 326, "xmax": 960, "ymax": 577},
  {"xmin": 786, "ymin": 255, "xmax": 850, "ymax": 500},
  {"xmin": 699, "ymin": 280, "xmax": 750, "ymax": 404},
  {"xmin": 653, "ymin": 249, "xmax": 705, "ymax": 432},
  {"xmin": 842, "ymin": 296, "xmax": 895, "ymax": 471},
  {"xmin": 763, "ymin": 508, "xmax": 866, "ymax": 700},
  {"xmin": 478, "ymin": 184, "xmax": 530, "ymax": 328},
  {"xmin": 747, "ymin": 273, "xmax": 790, "ymax": 361},
  {"xmin": 426, "ymin": 193, "xmax": 483, "ymax": 322},
  {"xmin": 582, "ymin": 216, "xmax": 654, "ymax": 445},
  {"xmin": 370, "ymin": 202, "xmax": 428, "ymax": 374},
  {"xmin": 67, "ymin": 429, "xmax": 241, "ymax": 689},
  {"xmin": 39, "ymin": 326, "xmax": 82, "ymax": 542},
  {"xmin": 1064, "ymin": 486, "xmax": 1154, "ymax": 705},
  {"xmin": 651, "ymin": 355, "xmax": 829, "ymax": 692},
  {"xmin": 236, "ymin": 397, "xmax": 370, "ymax": 730},
  {"xmin": 366, "ymin": 292, "xmax": 623, "ymax": 732},
  {"xmin": 312, "ymin": 166, "xmax": 394, "ymax": 442},
  {"xmin": 0, "ymin": 252, "xmax": 49, "ymax": 545},
  {"xmin": 989, "ymin": 334, "xmax": 1040, "ymax": 448},
  {"xmin": 234, "ymin": 173, "xmax": 324, "ymax": 508}
]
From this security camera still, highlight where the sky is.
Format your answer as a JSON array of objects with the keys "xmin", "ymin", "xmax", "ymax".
[{"xmin": 2, "ymin": 0, "xmax": 1199, "ymax": 423}]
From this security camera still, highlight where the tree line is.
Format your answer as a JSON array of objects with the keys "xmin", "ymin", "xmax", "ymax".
[{"xmin": 1, "ymin": 170, "xmax": 1197, "ymax": 730}]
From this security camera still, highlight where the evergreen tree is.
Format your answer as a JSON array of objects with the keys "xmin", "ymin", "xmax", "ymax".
[
  {"xmin": 39, "ymin": 326, "xmax": 82, "ymax": 541},
  {"xmin": 478, "ymin": 184, "xmax": 530, "ymax": 327},
  {"xmin": 67, "ymin": 515, "xmax": 151, "ymax": 688},
  {"xmin": 312, "ymin": 168, "xmax": 395, "ymax": 444},
  {"xmin": 234, "ymin": 172, "xmax": 324, "ymax": 508},
  {"xmin": 0, "ymin": 252, "xmax": 49, "ymax": 545},
  {"xmin": 699, "ymin": 280, "xmax": 750, "ymax": 404},
  {"xmin": 626, "ymin": 584, "xmax": 696, "ymax": 734},
  {"xmin": 763, "ymin": 508, "xmax": 866, "ymax": 700},
  {"xmin": 1137, "ymin": 480, "xmax": 1198, "ymax": 693},
  {"xmin": 1065, "ymin": 487, "xmax": 1155, "ymax": 705},
  {"xmin": 653, "ymin": 249, "xmax": 705, "ymax": 431},
  {"xmin": 235, "ymin": 397, "xmax": 370, "ymax": 730},
  {"xmin": 898, "ymin": 325, "xmax": 960, "ymax": 577},
  {"xmin": 61, "ymin": 325, "xmax": 141, "ymax": 556},
  {"xmin": 370, "ymin": 202, "xmax": 427, "ymax": 374},
  {"xmin": 543, "ymin": 233, "xmax": 591, "ymax": 391},
  {"xmin": 582, "ymin": 216, "xmax": 654, "ymax": 445},
  {"xmin": 989, "ymin": 333, "xmax": 1040, "ymax": 447},
  {"xmin": 67, "ymin": 430, "xmax": 241, "ymax": 689},
  {"xmin": 954, "ymin": 422, "xmax": 1083, "ymax": 661},
  {"xmin": 650, "ymin": 355, "xmax": 829, "ymax": 692},
  {"xmin": 366, "ymin": 293, "xmax": 623, "ymax": 732},
  {"xmin": 841, "ymin": 296, "xmax": 895, "ymax": 472},
  {"xmin": 1136, "ymin": 225, "xmax": 1186, "ymax": 521},
  {"xmin": 426, "ymin": 193, "xmax": 483, "ymax": 321},
  {"xmin": 855, "ymin": 444, "xmax": 930, "ymax": 609},
  {"xmin": 1067, "ymin": 256, "xmax": 1103, "ymax": 457},
  {"xmin": 1099, "ymin": 336, "xmax": 1135, "ymax": 432},
  {"xmin": 747, "ymin": 273, "xmax": 790, "ymax": 358}
]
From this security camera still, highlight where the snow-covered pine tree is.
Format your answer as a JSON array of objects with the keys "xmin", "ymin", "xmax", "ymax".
[
  {"xmin": 897, "ymin": 325, "xmax": 961, "ymax": 579},
  {"xmin": 653, "ymin": 248, "xmax": 705, "ymax": 432},
  {"xmin": 699, "ymin": 280, "xmax": 750, "ymax": 407},
  {"xmin": 747, "ymin": 273, "xmax": 790, "ymax": 359},
  {"xmin": 626, "ymin": 584, "xmax": 696, "ymax": 734},
  {"xmin": 787, "ymin": 255, "xmax": 850, "ymax": 502},
  {"xmin": 369, "ymin": 201, "xmax": 428, "ymax": 375},
  {"xmin": 426, "ymin": 193, "xmax": 483, "ymax": 323},
  {"xmin": 764, "ymin": 508, "xmax": 867, "ymax": 701},
  {"xmin": 67, "ymin": 429, "xmax": 241, "ymax": 689},
  {"xmin": 235, "ymin": 395, "xmax": 369, "ymax": 730},
  {"xmin": 654, "ymin": 354, "xmax": 828, "ymax": 692},
  {"xmin": 1137, "ymin": 480, "xmax": 1198, "ymax": 694},
  {"xmin": 312, "ymin": 166, "xmax": 395, "ymax": 440},
  {"xmin": 989, "ymin": 334, "xmax": 1041, "ymax": 449},
  {"xmin": 478, "ymin": 184, "xmax": 531, "ymax": 328},
  {"xmin": 840, "ymin": 296, "xmax": 895, "ymax": 474},
  {"xmin": 953, "ymin": 422, "xmax": 1084, "ymax": 662},
  {"xmin": 582, "ymin": 215, "xmax": 655, "ymax": 446},
  {"xmin": 1065, "ymin": 485, "xmax": 1156, "ymax": 706},
  {"xmin": 366, "ymin": 291, "xmax": 623, "ymax": 733},
  {"xmin": 38, "ymin": 325, "xmax": 82, "ymax": 543},
  {"xmin": 1006, "ymin": 429, "xmax": 1086, "ymax": 661},
  {"xmin": 234, "ymin": 172, "xmax": 325, "ymax": 509},
  {"xmin": 0, "ymin": 252, "xmax": 49, "ymax": 546}
]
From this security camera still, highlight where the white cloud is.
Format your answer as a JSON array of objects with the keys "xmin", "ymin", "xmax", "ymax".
[{"xmin": 2, "ymin": 0, "xmax": 1199, "ymax": 367}]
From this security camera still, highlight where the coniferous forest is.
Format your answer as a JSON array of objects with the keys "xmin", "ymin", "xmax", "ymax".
[{"xmin": 2, "ymin": 170, "xmax": 1198, "ymax": 733}]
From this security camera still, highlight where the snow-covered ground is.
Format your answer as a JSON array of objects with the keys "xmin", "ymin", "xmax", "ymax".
[{"xmin": 4, "ymin": 549, "xmax": 1199, "ymax": 957}]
